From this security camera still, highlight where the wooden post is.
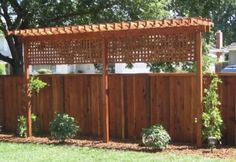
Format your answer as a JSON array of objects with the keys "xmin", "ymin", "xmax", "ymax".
[
  {"xmin": 196, "ymin": 31, "xmax": 203, "ymax": 147},
  {"xmin": 24, "ymin": 41, "xmax": 32, "ymax": 137},
  {"xmin": 102, "ymin": 38, "xmax": 109, "ymax": 143}
]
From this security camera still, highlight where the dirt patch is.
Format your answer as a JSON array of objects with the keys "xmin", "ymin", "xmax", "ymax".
[{"xmin": 0, "ymin": 133, "xmax": 235, "ymax": 160}]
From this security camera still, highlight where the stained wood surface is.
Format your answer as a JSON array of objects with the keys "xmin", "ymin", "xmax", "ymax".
[
  {"xmin": 0, "ymin": 74, "xmax": 235, "ymax": 145},
  {"xmin": 9, "ymin": 17, "xmax": 213, "ymax": 37}
]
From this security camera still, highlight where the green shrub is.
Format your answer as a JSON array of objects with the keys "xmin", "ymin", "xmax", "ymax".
[
  {"xmin": 17, "ymin": 116, "xmax": 27, "ymax": 137},
  {"xmin": 29, "ymin": 76, "xmax": 47, "ymax": 94},
  {"xmin": 49, "ymin": 113, "xmax": 79, "ymax": 142},
  {"xmin": 202, "ymin": 74, "xmax": 223, "ymax": 141},
  {"xmin": 142, "ymin": 124, "xmax": 171, "ymax": 150},
  {"xmin": 17, "ymin": 113, "xmax": 38, "ymax": 137}
]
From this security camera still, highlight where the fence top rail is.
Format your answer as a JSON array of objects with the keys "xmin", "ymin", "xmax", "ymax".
[
  {"xmin": 2, "ymin": 73, "xmax": 236, "ymax": 78},
  {"xmin": 0, "ymin": 73, "xmax": 197, "ymax": 77}
]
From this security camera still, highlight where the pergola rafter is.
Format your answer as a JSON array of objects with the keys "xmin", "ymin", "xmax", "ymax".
[
  {"xmin": 8, "ymin": 17, "xmax": 213, "ymax": 146},
  {"xmin": 9, "ymin": 17, "xmax": 212, "ymax": 36}
]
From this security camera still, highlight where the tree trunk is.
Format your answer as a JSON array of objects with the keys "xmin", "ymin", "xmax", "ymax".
[
  {"xmin": 11, "ymin": 61, "xmax": 23, "ymax": 75},
  {"xmin": 4, "ymin": 35, "xmax": 24, "ymax": 75}
]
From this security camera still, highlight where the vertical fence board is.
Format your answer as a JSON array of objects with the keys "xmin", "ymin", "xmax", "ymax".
[
  {"xmin": 38, "ymin": 76, "xmax": 53, "ymax": 132},
  {"xmin": 151, "ymin": 76, "xmax": 170, "ymax": 131},
  {"xmin": 133, "ymin": 75, "xmax": 150, "ymax": 139},
  {"xmin": 169, "ymin": 77, "xmax": 175, "ymax": 141},
  {"xmin": 109, "ymin": 75, "xmax": 123, "ymax": 138},
  {"xmin": 183, "ymin": 77, "xmax": 193, "ymax": 142},
  {"xmin": 3, "ymin": 77, "xmax": 22, "ymax": 132},
  {"xmin": 226, "ymin": 77, "xmax": 235, "ymax": 145},
  {"xmin": 90, "ymin": 75, "xmax": 102, "ymax": 136},
  {"xmin": 52, "ymin": 76, "xmax": 63, "ymax": 114},
  {"xmin": 80, "ymin": 75, "xmax": 90, "ymax": 135},
  {"xmin": 190, "ymin": 76, "xmax": 197, "ymax": 143},
  {"xmin": 161, "ymin": 77, "xmax": 170, "ymax": 132},
  {"xmin": 175, "ymin": 77, "xmax": 184, "ymax": 142},
  {"xmin": 220, "ymin": 76, "xmax": 229, "ymax": 144},
  {"xmin": 124, "ymin": 76, "xmax": 135, "ymax": 139}
]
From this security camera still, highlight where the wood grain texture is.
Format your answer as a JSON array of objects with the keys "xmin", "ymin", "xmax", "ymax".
[{"xmin": 0, "ymin": 74, "xmax": 235, "ymax": 145}]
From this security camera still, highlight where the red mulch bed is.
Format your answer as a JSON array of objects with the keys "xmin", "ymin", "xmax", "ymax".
[{"xmin": 0, "ymin": 133, "xmax": 235, "ymax": 160}]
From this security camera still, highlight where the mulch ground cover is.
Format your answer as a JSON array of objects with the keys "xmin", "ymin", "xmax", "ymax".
[{"xmin": 0, "ymin": 133, "xmax": 235, "ymax": 160}]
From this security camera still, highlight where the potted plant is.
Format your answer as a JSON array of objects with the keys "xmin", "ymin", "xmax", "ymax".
[{"xmin": 202, "ymin": 74, "xmax": 223, "ymax": 152}]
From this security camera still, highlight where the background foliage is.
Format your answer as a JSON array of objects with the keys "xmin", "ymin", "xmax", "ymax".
[{"xmin": 0, "ymin": 63, "xmax": 6, "ymax": 75}]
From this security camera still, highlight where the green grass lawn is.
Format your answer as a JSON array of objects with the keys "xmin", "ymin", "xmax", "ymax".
[{"xmin": 0, "ymin": 142, "xmax": 233, "ymax": 162}]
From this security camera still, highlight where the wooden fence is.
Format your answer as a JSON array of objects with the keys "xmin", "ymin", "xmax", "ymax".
[{"xmin": 0, "ymin": 74, "xmax": 235, "ymax": 145}]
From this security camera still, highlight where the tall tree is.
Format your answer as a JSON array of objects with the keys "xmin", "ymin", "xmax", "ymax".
[
  {"xmin": 170, "ymin": 0, "xmax": 236, "ymax": 45},
  {"xmin": 0, "ymin": 0, "xmax": 170, "ymax": 75}
]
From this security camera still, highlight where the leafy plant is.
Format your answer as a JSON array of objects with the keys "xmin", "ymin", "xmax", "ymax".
[
  {"xmin": 181, "ymin": 62, "xmax": 196, "ymax": 72},
  {"xmin": 94, "ymin": 64, "xmax": 103, "ymax": 73},
  {"xmin": 17, "ymin": 115, "xmax": 27, "ymax": 137},
  {"xmin": 203, "ymin": 55, "xmax": 217, "ymax": 73},
  {"xmin": 0, "ymin": 63, "xmax": 6, "ymax": 75},
  {"xmin": 20, "ymin": 77, "xmax": 46, "ymax": 138},
  {"xmin": 147, "ymin": 62, "xmax": 178, "ymax": 73},
  {"xmin": 49, "ymin": 113, "xmax": 79, "ymax": 142},
  {"xmin": 125, "ymin": 63, "xmax": 134, "ymax": 69},
  {"xmin": 17, "ymin": 113, "xmax": 38, "ymax": 137},
  {"xmin": 142, "ymin": 124, "xmax": 171, "ymax": 150},
  {"xmin": 202, "ymin": 74, "xmax": 223, "ymax": 142},
  {"xmin": 31, "ymin": 113, "xmax": 39, "ymax": 134},
  {"xmin": 29, "ymin": 76, "xmax": 47, "ymax": 94}
]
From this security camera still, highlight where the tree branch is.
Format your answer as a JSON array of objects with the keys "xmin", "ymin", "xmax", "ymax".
[
  {"xmin": 0, "ymin": 52, "xmax": 13, "ymax": 65},
  {"xmin": 48, "ymin": 11, "xmax": 88, "ymax": 22},
  {"xmin": 5, "ymin": 35, "xmax": 19, "ymax": 62},
  {"xmin": 12, "ymin": 15, "xmax": 23, "ymax": 29},
  {"xmin": 0, "ymin": 1, "xmax": 13, "ymax": 29},
  {"xmin": 8, "ymin": 0, "xmax": 22, "ymax": 15},
  {"xmin": 8, "ymin": 0, "xmax": 23, "ymax": 29},
  {"xmin": 0, "ymin": 19, "xmax": 7, "ymax": 35},
  {"xmin": 48, "ymin": 2, "xmax": 115, "ymax": 23}
]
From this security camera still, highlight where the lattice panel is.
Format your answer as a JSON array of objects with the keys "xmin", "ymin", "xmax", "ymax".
[
  {"xmin": 107, "ymin": 33, "xmax": 196, "ymax": 63},
  {"xmin": 26, "ymin": 32, "xmax": 196, "ymax": 65},
  {"xmin": 26, "ymin": 39, "xmax": 103, "ymax": 65}
]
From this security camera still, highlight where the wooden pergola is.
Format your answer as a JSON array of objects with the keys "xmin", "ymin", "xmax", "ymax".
[{"xmin": 8, "ymin": 17, "xmax": 213, "ymax": 146}]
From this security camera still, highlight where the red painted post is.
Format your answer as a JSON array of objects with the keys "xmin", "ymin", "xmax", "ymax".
[
  {"xmin": 195, "ymin": 31, "xmax": 203, "ymax": 147},
  {"xmin": 102, "ymin": 38, "xmax": 109, "ymax": 143},
  {"xmin": 24, "ymin": 40, "xmax": 32, "ymax": 137}
]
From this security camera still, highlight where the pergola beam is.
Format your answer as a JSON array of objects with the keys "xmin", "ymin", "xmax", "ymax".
[{"xmin": 20, "ymin": 25, "xmax": 209, "ymax": 42}]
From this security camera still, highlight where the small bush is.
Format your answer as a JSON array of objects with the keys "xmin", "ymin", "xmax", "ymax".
[
  {"xmin": 142, "ymin": 124, "xmax": 171, "ymax": 150},
  {"xmin": 17, "ymin": 113, "xmax": 38, "ymax": 137},
  {"xmin": 49, "ymin": 113, "xmax": 79, "ymax": 142},
  {"xmin": 29, "ymin": 76, "xmax": 47, "ymax": 94},
  {"xmin": 17, "ymin": 116, "xmax": 27, "ymax": 137}
]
